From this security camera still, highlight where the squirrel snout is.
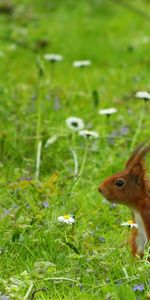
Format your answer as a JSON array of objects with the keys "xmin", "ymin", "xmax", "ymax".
[{"xmin": 98, "ymin": 185, "xmax": 103, "ymax": 193}]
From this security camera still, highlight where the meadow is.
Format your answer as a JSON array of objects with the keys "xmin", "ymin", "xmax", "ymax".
[{"xmin": 0, "ymin": 0, "xmax": 150, "ymax": 299}]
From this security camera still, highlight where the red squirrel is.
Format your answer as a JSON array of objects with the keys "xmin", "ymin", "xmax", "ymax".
[{"xmin": 98, "ymin": 143, "xmax": 150, "ymax": 259}]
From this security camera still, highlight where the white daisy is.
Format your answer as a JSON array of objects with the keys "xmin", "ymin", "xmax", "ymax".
[
  {"xmin": 135, "ymin": 91, "xmax": 150, "ymax": 101},
  {"xmin": 99, "ymin": 108, "xmax": 117, "ymax": 116},
  {"xmin": 58, "ymin": 215, "xmax": 75, "ymax": 224},
  {"xmin": 79, "ymin": 129, "xmax": 99, "ymax": 139},
  {"xmin": 121, "ymin": 220, "xmax": 138, "ymax": 228},
  {"xmin": 66, "ymin": 116, "xmax": 84, "ymax": 131},
  {"xmin": 44, "ymin": 53, "xmax": 63, "ymax": 62},
  {"xmin": 73, "ymin": 60, "xmax": 91, "ymax": 68}
]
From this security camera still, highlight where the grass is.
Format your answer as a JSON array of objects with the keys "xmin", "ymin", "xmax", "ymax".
[{"xmin": 0, "ymin": 0, "xmax": 150, "ymax": 299}]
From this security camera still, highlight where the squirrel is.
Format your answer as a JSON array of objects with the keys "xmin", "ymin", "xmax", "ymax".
[{"xmin": 98, "ymin": 143, "xmax": 150, "ymax": 259}]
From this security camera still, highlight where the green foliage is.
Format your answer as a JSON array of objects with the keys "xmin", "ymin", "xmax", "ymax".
[{"xmin": 0, "ymin": 0, "xmax": 150, "ymax": 299}]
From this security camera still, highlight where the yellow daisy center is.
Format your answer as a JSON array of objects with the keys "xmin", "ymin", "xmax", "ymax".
[
  {"xmin": 127, "ymin": 220, "xmax": 134, "ymax": 224},
  {"xmin": 64, "ymin": 215, "xmax": 71, "ymax": 220}
]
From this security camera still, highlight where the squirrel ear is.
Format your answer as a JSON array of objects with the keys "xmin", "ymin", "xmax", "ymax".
[
  {"xmin": 129, "ymin": 163, "xmax": 144, "ymax": 185},
  {"xmin": 126, "ymin": 143, "xmax": 150, "ymax": 168}
]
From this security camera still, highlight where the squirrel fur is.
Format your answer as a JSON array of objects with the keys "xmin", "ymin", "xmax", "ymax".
[{"xmin": 98, "ymin": 143, "xmax": 150, "ymax": 259}]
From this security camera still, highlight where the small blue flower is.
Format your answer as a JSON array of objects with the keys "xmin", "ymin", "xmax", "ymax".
[
  {"xmin": 26, "ymin": 204, "xmax": 30, "ymax": 209},
  {"xmin": 42, "ymin": 201, "xmax": 49, "ymax": 208},
  {"xmin": 133, "ymin": 284, "xmax": 144, "ymax": 292},
  {"xmin": 98, "ymin": 236, "xmax": 106, "ymax": 243},
  {"xmin": 0, "ymin": 295, "xmax": 10, "ymax": 300},
  {"xmin": 19, "ymin": 176, "xmax": 32, "ymax": 181},
  {"xmin": 109, "ymin": 203, "xmax": 117, "ymax": 209},
  {"xmin": 4, "ymin": 209, "xmax": 10, "ymax": 215},
  {"xmin": 115, "ymin": 279, "xmax": 123, "ymax": 286}
]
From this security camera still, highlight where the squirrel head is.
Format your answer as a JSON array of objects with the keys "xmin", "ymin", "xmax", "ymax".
[{"xmin": 98, "ymin": 144, "xmax": 150, "ymax": 208}]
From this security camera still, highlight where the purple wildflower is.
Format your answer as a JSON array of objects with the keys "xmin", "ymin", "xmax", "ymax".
[
  {"xmin": 133, "ymin": 284, "xmax": 144, "ymax": 292},
  {"xmin": 4, "ymin": 209, "xmax": 10, "ymax": 215},
  {"xmin": 42, "ymin": 201, "xmax": 49, "ymax": 208},
  {"xmin": 120, "ymin": 127, "xmax": 129, "ymax": 135},
  {"xmin": 0, "ymin": 295, "xmax": 10, "ymax": 300},
  {"xmin": 26, "ymin": 204, "xmax": 30, "ymax": 209},
  {"xmin": 98, "ymin": 236, "xmax": 106, "ymax": 243},
  {"xmin": 19, "ymin": 177, "xmax": 32, "ymax": 181},
  {"xmin": 115, "ymin": 279, "xmax": 123, "ymax": 286},
  {"xmin": 109, "ymin": 203, "xmax": 117, "ymax": 209}
]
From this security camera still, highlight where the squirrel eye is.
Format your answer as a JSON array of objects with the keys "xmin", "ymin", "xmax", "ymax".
[{"xmin": 114, "ymin": 178, "xmax": 125, "ymax": 188}]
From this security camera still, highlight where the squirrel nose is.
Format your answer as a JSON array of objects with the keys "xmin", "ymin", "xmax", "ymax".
[{"xmin": 98, "ymin": 185, "xmax": 103, "ymax": 193}]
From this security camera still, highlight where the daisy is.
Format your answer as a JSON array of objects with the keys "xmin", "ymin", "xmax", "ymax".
[
  {"xmin": 58, "ymin": 214, "xmax": 75, "ymax": 224},
  {"xmin": 99, "ymin": 108, "xmax": 117, "ymax": 116},
  {"xmin": 135, "ymin": 91, "xmax": 150, "ymax": 101},
  {"xmin": 79, "ymin": 129, "xmax": 99, "ymax": 139},
  {"xmin": 66, "ymin": 116, "xmax": 84, "ymax": 131},
  {"xmin": 73, "ymin": 60, "xmax": 91, "ymax": 68},
  {"xmin": 121, "ymin": 220, "xmax": 138, "ymax": 228},
  {"xmin": 43, "ymin": 53, "xmax": 63, "ymax": 62}
]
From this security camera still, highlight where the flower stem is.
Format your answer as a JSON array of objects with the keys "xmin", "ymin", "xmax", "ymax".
[
  {"xmin": 71, "ymin": 142, "xmax": 88, "ymax": 190},
  {"xmin": 35, "ymin": 56, "xmax": 44, "ymax": 180},
  {"xmin": 35, "ymin": 140, "xmax": 42, "ymax": 180},
  {"xmin": 70, "ymin": 148, "xmax": 78, "ymax": 177},
  {"xmin": 130, "ymin": 102, "xmax": 146, "ymax": 151},
  {"xmin": 78, "ymin": 142, "xmax": 88, "ymax": 177},
  {"xmin": 35, "ymin": 91, "xmax": 42, "ymax": 180}
]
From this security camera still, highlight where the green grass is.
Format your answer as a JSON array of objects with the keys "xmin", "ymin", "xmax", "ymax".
[{"xmin": 0, "ymin": 0, "xmax": 150, "ymax": 299}]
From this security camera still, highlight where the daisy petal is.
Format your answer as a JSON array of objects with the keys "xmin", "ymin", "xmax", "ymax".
[
  {"xmin": 135, "ymin": 91, "xmax": 150, "ymax": 101},
  {"xmin": 99, "ymin": 108, "xmax": 117, "ymax": 116},
  {"xmin": 79, "ymin": 129, "xmax": 99, "ymax": 139},
  {"xmin": 44, "ymin": 54, "xmax": 63, "ymax": 62},
  {"xmin": 66, "ymin": 116, "xmax": 84, "ymax": 131},
  {"xmin": 58, "ymin": 215, "xmax": 75, "ymax": 224},
  {"xmin": 121, "ymin": 220, "xmax": 138, "ymax": 228},
  {"xmin": 73, "ymin": 60, "xmax": 91, "ymax": 68}
]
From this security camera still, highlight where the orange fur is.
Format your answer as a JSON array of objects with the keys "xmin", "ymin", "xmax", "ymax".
[
  {"xmin": 98, "ymin": 144, "xmax": 150, "ymax": 259},
  {"xmin": 130, "ymin": 228, "xmax": 142, "ymax": 257}
]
